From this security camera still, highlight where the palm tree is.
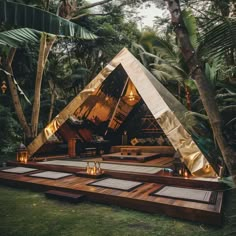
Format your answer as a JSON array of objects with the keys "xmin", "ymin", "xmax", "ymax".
[
  {"xmin": 0, "ymin": 0, "xmax": 97, "ymax": 139},
  {"xmin": 133, "ymin": 5, "xmax": 236, "ymax": 179},
  {"xmin": 165, "ymin": 0, "xmax": 236, "ymax": 181},
  {"xmin": 132, "ymin": 31, "xmax": 191, "ymax": 108}
]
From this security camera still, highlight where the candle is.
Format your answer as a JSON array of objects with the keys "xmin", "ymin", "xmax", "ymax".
[
  {"xmin": 178, "ymin": 169, "xmax": 182, "ymax": 176},
  {"xmin": 218, "ymin": 166, "xmax": 223, "ymax": 178},
  {"xmin": 184, "ymin": 170, "xmax": 188, "ymax": 178},
  {"xmin": 86, "ymin": 162, "xmax": 91, "ymax": 174}
]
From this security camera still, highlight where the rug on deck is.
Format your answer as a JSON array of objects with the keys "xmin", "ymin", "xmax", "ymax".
[
  {"xmin": 88, "ymin": 178, "xmax": 144, "ymax": 191},
  {"xmin": 40, "ymin": 160, "xmax": 162, "ymax": 174},
  {"xmin": 29, "ymin": 171, "xmax": 73, "ymax": 179},
  {"xmin": 1, "ymin": 167, "xmax": 38, "ymax": 174},
  {"xmin": 151, "ymin": 186, "xmax": 217, "ymax": 204}
]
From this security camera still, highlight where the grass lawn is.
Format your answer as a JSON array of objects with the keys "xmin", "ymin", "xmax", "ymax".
[{"xmin": 0, "ymin": 186, "xmax": 235, "ymax": 236}]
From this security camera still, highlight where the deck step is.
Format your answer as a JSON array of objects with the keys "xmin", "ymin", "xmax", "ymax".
[{"xmin": 45, "ymin": 190, "xmax": 85, "ymax": 203}]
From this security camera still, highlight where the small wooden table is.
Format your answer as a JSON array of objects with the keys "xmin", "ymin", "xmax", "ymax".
[{"xmin": 120, "ymin": 147, "xmax": 142, "ymax": 155}]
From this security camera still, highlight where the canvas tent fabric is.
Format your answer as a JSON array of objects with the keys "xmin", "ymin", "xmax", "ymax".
[{"xmin": 27, "ymin": 48, "xmax": 216, "ymax": 177}]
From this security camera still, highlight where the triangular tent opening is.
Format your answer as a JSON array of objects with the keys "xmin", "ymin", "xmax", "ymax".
[{"xmin": 27, "ymin": 48, "xmax": 218, "ymax": 177}]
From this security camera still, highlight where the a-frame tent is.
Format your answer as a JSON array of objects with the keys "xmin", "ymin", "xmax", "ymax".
[{"xmin": 27, "ymin": 48, "xmax": 217, "ymax": 177}]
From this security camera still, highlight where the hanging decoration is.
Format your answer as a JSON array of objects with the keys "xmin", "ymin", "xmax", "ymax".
[
  {"xmin": 123, "ymin": 80, "xmax": 140, "ymax": 106},
  {"xmin": 1, "ymin": 80, "xmax": 7, "ymax": 93}
]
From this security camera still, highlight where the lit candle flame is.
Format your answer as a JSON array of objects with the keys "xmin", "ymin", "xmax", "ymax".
[{"xmin": 184, "ymin": 170, "xmax": 188, "ymax": 178}]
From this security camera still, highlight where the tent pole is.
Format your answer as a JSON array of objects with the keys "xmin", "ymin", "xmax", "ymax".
[{"xmin": 104, "ymin": 77, "xmax": 129, "ymax": 135}]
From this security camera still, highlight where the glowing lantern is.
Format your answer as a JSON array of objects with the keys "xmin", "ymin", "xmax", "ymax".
[
  {"xmin": 1, "ymin": 81, "xmax": 7, "ymax": 94},
  {"xmin": 123, "ymin": 80, "xmax": 140, "ymax": 106},
  {"xmin": 16, "ymin": 143, "xmax": 28, "ymax": 164}
]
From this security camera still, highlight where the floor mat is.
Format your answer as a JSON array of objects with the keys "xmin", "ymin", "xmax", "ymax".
[
  {"xmin": 151, "ymin": 186, "xmax": 217, "ymax": 204},
  {"xmin": 40, "ymin": 160, "xmax": 162, "ymax": 174},
  {"xmin": 1, "ymin": 167, "xmax": 38, "ymax": 174},
  {"xmin": 88, "ymin": 178, "xmax": 144, "ymax": 191},
  {"xmin": 29, "ymin": 171, "xmax": 73, "ymax": 179}
]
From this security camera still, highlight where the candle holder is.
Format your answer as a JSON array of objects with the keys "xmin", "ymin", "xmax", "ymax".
[
  {"xmin": 172, "ymin": 161, "xmax": 189, "ymax": 178},
  {"xmin": 77, "ymin": 161, "xmax": 105, "ymax": 178},
  {"xmin": 122, "ymin": 131, "xmax": 128, "ymax": 145},
  {"xmin": 218, "ymin": 165, "xmax": 224, "ymax": 179},
  {"xmin": 172, "ymin": 161, "xmax": 185, "ymax": 177}
]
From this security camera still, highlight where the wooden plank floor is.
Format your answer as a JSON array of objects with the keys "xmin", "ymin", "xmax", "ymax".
[{"xmin": 0, "ymin": 160, "xmax": 224, "ymax": 226}]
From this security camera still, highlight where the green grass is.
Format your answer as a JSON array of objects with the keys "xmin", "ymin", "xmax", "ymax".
[{"xmin": 0, "ymin": 186, "xmax": 235, "ymax": 236}]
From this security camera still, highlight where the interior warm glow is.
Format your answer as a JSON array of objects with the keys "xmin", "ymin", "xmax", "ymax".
[
  {"xmin": 128, "ymin": 90, "xmax": 135, "ymax": 101},
  {"xmin": 123, "ymin": 80, "xmax": 140, "ymax": 106}
]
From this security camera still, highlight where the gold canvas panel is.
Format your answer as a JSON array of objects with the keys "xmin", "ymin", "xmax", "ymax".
[{"xmin": 27, "ymin": 66, "xmax": 111, "ymax": 157}]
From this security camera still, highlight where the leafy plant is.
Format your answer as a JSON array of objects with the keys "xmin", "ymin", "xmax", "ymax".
[
  {"xmin": 0, "ymin": 0, "xmax": 97, "ymax": 39},
  {"xmin": 0, "ymin": 104, "xmax": 21, "ymax": 154}
]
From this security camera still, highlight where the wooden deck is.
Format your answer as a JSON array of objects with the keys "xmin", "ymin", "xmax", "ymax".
[{"xmin": 0, "ymin": 157, "xmax": 225, "ymax": 225}]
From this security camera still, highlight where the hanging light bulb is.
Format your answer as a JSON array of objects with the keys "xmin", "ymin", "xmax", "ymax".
[
  {"xmin": 123, "ymin": 80, "xmax": 140, "ymax": 106},
  {"xmin": 1, "ymin": 81, "xmax": 7, "ymax": 94}
]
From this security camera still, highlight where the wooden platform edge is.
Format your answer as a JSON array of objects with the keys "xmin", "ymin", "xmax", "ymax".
[
  {"xmin": 85, "ymin": 191, "xmax": 223, "ymax": 226},
  {"xmin": 0, "ymin": 175, "xmax": 223, "ymax": 226}
]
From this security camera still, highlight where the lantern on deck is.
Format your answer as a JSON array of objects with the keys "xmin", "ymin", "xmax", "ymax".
[
  {"xmin": 172, "ymin": 151, "xmax": 186, "ymax": 176},
  {"xmin": 16, "ymin": 143, "xmax": 28, "ymax": 164}
]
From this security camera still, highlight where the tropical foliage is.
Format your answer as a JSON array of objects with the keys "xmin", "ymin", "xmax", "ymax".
[
  {"xmin": 132, "ymin": 3, "xmax": 236, "ymax": 177},
  {"xmin": 0, "ymin": 104, "xmax": 21, "ymax": 154},
  {"xmin": 0, "ymin": 0, "xmax": 141, "ymax": 154},
  {"xmin": 0, "ymin": 0, "xmax": 97, "ymax": 39}
]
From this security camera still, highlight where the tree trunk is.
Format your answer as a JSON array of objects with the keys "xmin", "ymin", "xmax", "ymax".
[
  {"xmin": 31, "ymin": 34, "xmax": 56, "ymax": 137},
  {"xmin": 166, "ymin": 0, "xmax": 236, "ymax": 180},
  {"xmin": 6, "ymin": 48, "xmax": 31, "ymax": 138},
  {"xmin": 48, "ymin": 80, "xmax": 56, "ymax": 123}
]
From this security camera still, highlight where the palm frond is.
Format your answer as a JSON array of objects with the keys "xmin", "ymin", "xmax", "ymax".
[
  {"xmin": 151, "ymin": 63, "xmax": 185, "ymax": 85},
  {"xmin": 216, "ymin": 93, "xmax": 236, "ymax": 100},
  {"xmin": 184, "ymin": 111, "xmax": 209, "ymax": 120},
  {"xmin": 184, "ymin": 78, "xmax": 198, "ymax": 91},
  {"xmin": 225, "ymin": 117, "xmax": 236, "ymax": 127},
  {"xmin": 219, "ymin": 105, "xmax": 236, "ymax": 112},
  {"xmin": 132, "ymin": 43, "xmax": 156, "ymax": 67},
  {"xmin": 0, "ymin": 28, "xmax": 40, "ymax": 47},
  {"xmin": 183, "ymin": 111, "xmax": 211, "ymax": 138},
  {"xmin": 198, "ymin": 18, "xmax": 236, "ymax": 59},
  {"xmin": 182, "ymin": 9, "xmax": 199, "ymax": 49},
  {"xmin": 0, "ymin": 0, "xmax": 97, "ymax": 39},
  {"xmin": 151, "ymin": 69, "xmax": 173, "ymax": 83}
]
